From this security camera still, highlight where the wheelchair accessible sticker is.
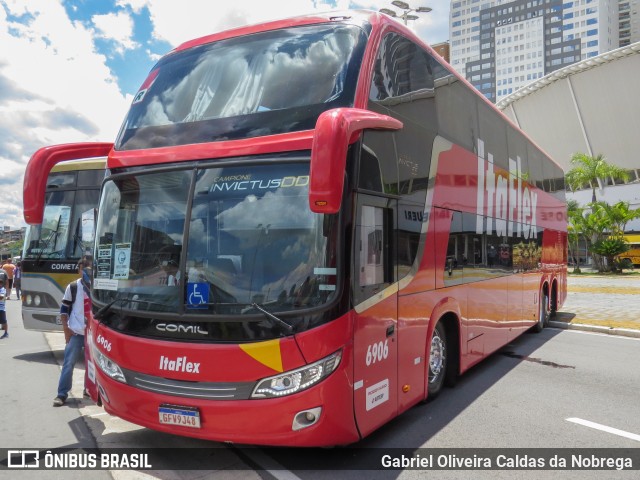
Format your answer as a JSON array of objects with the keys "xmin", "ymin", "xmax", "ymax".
[{"xmin": 187, "ymin": 282, "xmax": 209, "ymax": 309}]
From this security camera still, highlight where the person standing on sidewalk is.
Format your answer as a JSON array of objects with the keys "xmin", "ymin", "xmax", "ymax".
[
  {"xmin": 2, "ymin": 258, "xmax": 16, "ymax": 300},
  {"xmin": 13, "ymin": 261, "xmax": 22, "ymax": 300},
  {"xmin": 0, "ymin": 278, "xmax": 7, "ymax": 339},
  {"xmin": 53, "ymin": 258, "xmax": 91, "ymax": 406},
  {"xmin": 0, "ymin": 266, "xmax": 7, "ymax": 296}
]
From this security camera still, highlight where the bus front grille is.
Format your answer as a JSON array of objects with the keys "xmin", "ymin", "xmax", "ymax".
[{"xmin": 122, "ymin": 368, "xmax": 255, "ymax": 400}]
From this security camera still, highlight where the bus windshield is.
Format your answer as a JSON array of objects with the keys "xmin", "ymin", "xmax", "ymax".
[
  {"xmin": 93, "ymin": 163, "xmax": 338, "ymax": 318},
  {"xmin": 23, "ymin": 186, "xmax": 98, "ymax": 261},
  {"xmin": 115, "ymin": 23, "xmax": 367, "ymax": 150}
]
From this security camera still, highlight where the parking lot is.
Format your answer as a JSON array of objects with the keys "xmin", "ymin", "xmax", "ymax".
[{"xmin": 554, "ymin": 272, "xmax": 640, "ymax": 335}]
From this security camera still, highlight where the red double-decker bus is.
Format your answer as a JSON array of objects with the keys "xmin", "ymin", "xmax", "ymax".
[{"xmin": 23, "ymin": 11, "xmax": 566, "ymax": 446}]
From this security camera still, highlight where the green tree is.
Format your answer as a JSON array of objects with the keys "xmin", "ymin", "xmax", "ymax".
[
  {"xmin": 598, "ymin": 201, "xmax": 640, "ymax": 236},
  {"xmin": 580, "ymin": 203, "xmax": 612, "ymax": 272},
  {"xmin": 573, "ymin": 202, "xmax": 640, "ymax": 273},
  {"xmin": 565, "ymin": 153, "xmax": 629, "ymax": 203},
  {"xmin": 567, "ymin": 200, "xmax": 584, "ymax": 273},
  {"xmin": 591, "ymin": 237, "xmax": 629, "ymax": 273}
]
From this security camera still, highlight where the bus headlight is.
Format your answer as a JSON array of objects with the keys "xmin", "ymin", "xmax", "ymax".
[
  {"xmin": 251, "ymin": 350, "xmax": 341, "ymax": 399},
  {"xmin": 25, "ymin": 294, "xmax": 33, "ymax": 305},
  {"xmin": 93, "ymin": 345, "xmax": 126, "ymax": 383},
  {"xmin": 34, "ymin": 295, "xmax": 41, "ymax": 306}
]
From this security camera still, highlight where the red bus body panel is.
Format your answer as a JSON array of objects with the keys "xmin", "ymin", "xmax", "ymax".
[{"xmin": 92, "ymin": 316, "xmax": 359, "ymax": 446}]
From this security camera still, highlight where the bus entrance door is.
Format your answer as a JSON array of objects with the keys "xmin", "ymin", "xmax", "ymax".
[{"xmin": 351, "ymin": 197, "xmax": 398, "ymax": 438}]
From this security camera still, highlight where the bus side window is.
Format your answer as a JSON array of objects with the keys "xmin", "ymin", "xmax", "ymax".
[
  {"xmin": 354, "ymin": 202, "xmax": 395, "ymax": 305},
  {"xmin": 359, "ymin": 206, "xmax": 385, "ymax": 287},
  {"xmin": 444, "ymin": 210, "xmax": 464, "ymax": 287},
  {"xmin": 358, "ymin": 144, "xmax": 385, "ymax": 193},
  {"xmin": 359, "ymin": 132, "xmax": 398, "ymax": 195},
  {"xmin": 369, "ymin": 32, "xmax": 437, "ymax": 129}
]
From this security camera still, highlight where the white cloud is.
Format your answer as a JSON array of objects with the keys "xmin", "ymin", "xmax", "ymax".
[
  {"xmin": 129, "ymin": 0, "xmax": 447, "ymax": 53},
  {"xmin": 0, "ymin": 0, "xmax": 129, "ymax": 228},
  {"xmin": 131, "ymin": 0, "xmax": 335, "ymax": 47},
  {"xmin": 144, "ymin": 0, "xmax": 446, "ymax": 52},
  {"xmin": 92, "ymin": 11, "xmax": 139, "ymax": 54}
]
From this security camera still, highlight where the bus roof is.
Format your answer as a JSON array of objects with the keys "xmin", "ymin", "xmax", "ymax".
[
  {"xmin": 113, "ymin": 9, "xmax": 562, "ymax": 175},
  {"xmin": 51, "ymin": 157, "xmax": 107, "ymax": 172},
  {"xmin": 171, "ymin": 10, "xmax": 370, "ymax": 53},
  {"xmin": 624, "ymin": 234, "xmax": 640, "ymax": 244}
]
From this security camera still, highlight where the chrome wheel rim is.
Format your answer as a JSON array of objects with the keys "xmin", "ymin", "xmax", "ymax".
[{"xmin": 429, "ymin": 332, "xmax": 445, "ymax": 383}]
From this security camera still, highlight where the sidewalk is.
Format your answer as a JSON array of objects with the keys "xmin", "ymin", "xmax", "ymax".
[{"xmin": 551, "ymin": 271, "xmax": 640, "ymax": 338}]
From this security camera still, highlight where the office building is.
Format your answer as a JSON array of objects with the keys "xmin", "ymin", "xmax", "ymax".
[
  {"xmin": 619, "ymin": 0, "xmax": 640, "ymax": 46},
  {"xmin": 449, "ymin": 0, "xmax": 627, "ymax": 102}
]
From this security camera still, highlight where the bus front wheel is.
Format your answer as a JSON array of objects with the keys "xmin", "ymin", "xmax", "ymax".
[{"xmin": 427, "ymin": 321, "xmax": 447, "ymax": 399}]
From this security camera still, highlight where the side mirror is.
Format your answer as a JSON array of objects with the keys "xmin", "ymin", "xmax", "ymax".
[
  {"xmin": 23, "ymin": 142, "xmax": 113, "ymax": 225},
  {"xmin": 309, "ymin": 108, "xmax": 402, "ymax": 214}
]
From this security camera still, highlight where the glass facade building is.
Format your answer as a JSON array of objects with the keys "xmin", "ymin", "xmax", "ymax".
[{"xmin": 449, "ymin": 0, "xmax": 631, "ymax": 102}]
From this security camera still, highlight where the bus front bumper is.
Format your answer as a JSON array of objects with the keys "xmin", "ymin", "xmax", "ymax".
[{"xmin": 94, "ymin": 365, "xmax": 359, "ymax": 447}]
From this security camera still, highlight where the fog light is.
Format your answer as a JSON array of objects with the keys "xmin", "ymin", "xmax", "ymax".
[
  {"xmin": 292, "ymin": 407, "xmax": 322, "ymax": 431},
  {"xmin": 98, "ymin": 384, "xmax": 109, "ymax": 404}
]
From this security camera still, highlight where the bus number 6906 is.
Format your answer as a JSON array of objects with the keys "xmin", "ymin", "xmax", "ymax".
[{"xmin": 365, "ymin": 340, "xmax": 389, "ymax": 366}]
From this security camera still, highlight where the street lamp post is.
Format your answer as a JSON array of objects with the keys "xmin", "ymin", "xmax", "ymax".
[{"xmin": 380, "ymin": 1, "xmax": 432, "ymax": 25}]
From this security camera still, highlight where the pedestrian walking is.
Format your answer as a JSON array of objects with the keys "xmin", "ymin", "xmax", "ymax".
[
  {"xmin": 53, "ymin": 258, "xmax": 91, "ymax": 406},
  {"xmin": 0, "ymin": 278, "xmax": 8, "ymax": 339}
]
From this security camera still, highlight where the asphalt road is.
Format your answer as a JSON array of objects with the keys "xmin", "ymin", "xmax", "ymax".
[
  {"xmin": 2, "ymin": 293, "xmax": 640, "ymax": 479},
  {"xmin": 0, "ymin": 297, "xmax": 110, "ymax": 480}
]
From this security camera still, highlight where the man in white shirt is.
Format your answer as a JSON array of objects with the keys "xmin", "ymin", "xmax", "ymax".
[{"xmin": 53, "ymin": 259, "xmax": 91, "ymax": 407}]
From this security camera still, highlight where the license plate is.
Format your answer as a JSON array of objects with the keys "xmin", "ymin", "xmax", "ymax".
[{"xmin": 158, "ymin": 404, "xmax": 201, "ymax": 428}]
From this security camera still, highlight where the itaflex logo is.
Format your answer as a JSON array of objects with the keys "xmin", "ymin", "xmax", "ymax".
[{"xmin": 159, "ymin": 355, "xmax": 201, "ymax": 373}]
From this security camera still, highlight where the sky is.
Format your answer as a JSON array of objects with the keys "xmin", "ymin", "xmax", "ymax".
[{"xmin": 0, "ymin": 0, "xmax": 450, "ymax": 230}]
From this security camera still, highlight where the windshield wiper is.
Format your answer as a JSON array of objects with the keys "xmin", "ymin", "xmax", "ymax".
[
  {"xmin": 72, "ymin": 232, "xmax": 84, "ymax": 256},
  {"xmin": 71, "ymin": 218, "xmax": 86, "ymax": 256},
  {"xmin": 251, "ymin": 302, "xmax": 294, "ymax": 335},
  {"xmin": 94, "ymin": 297, "xmax": 175, "ymax": 321}
]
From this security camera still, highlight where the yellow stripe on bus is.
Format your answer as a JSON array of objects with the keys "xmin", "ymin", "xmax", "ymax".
[
  {"xmin": 239, "ymin": 339, "xmax": 283, "ymax": 373},
  {"xmin": 623, "ymin": 234, "xmax": 640, "ymax": 244}
]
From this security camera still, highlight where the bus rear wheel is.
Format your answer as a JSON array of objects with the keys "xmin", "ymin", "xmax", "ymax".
[
  {"xmin": 427, "ymin": 321, "xmax": 447, "ymax": 399},
  {"xmin": 534, "ymin": 292, "xmax": 549, "ymax": 333}
]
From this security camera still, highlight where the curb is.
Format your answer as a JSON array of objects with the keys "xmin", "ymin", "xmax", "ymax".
[{"xmin": 549, "ymin": 320, "xmax": 640, "ymax": 339}]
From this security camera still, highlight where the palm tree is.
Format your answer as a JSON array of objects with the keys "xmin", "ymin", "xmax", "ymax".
[
  {"xmin": 565, "ymin": 153, "xmax": 629, "ymax": 202},
  {"xmin": 580, "ymin": 203, "xmax": 612, "ymax": 272},
  {"xmin": 567, "ymin": 200, "xmax": 584, "ymax": 272},
  {"xmin": 600, "ymin": 201, "xmax": 640, "ymax": 237}
]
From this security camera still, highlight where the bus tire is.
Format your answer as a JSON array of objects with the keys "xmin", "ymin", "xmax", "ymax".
[
  {"xmin": 534, "ymin": 291, "xmax": 549, "ymax": 333},
  {"xmin": 427, "ymin": 321, "xmax": 448, "ymax": 400}
]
